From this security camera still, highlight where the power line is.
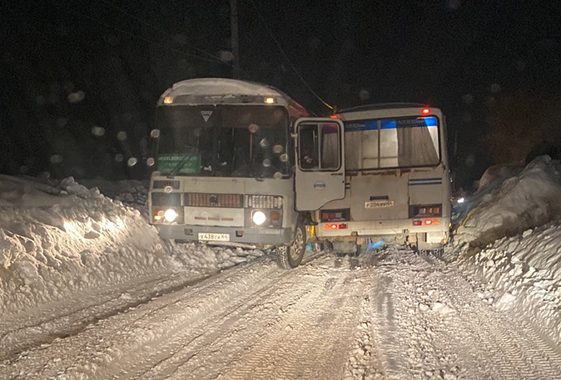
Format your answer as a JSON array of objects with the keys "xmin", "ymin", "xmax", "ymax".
[
  {"xmin": 97, "ymin": 0, "xmax": 223, "ymax": 63},
  {"xmin": 249, "ymin": 0, "xmax": 335, "ymax": 112},
  {"xmin": 51, "ymin": 0, "xmax": 231, "ymax": 66}
]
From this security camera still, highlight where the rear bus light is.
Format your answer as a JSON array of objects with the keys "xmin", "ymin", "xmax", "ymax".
[
  {"xmin": 412, "ymin": 219, "xmax": 439, "ymax": 226},
  {"xmin": 323, "ymin": 223, "xmax": 348, "ymax": 230}
]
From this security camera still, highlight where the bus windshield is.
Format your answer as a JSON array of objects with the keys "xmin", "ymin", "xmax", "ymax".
[
  {"xmin": 344, "ymin": 116, "xmax": 440, "ymax": 170},
  {"xmin": 155, "ymin": 105, "xmax": 291, "ymax": 178}
]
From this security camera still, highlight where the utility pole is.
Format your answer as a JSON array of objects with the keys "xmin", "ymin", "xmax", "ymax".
[{"xmin": 230, "ymin": 0, "xmax": 240, "ymax": 79}]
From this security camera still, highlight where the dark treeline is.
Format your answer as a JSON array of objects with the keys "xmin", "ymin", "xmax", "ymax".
[{"xmin": 1, "ymin": 1, "xmax": 561, "ymax": 187}]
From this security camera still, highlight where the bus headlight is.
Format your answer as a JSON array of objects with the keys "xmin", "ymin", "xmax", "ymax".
[
  {"xmin": 252, "ymin": 211, "xmax": 267, "ymax": 226},
  {"xmin": 164, "ymin": 208, "xmax": 179, "ymax": 222}
]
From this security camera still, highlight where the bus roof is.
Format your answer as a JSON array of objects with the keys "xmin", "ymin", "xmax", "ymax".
[
  {"xmin": 338, "ymin": 103, "xmax": 431, "ymax": 113},
  {"xmin": 168, "ymin": 78, "xmax": 284, "ymax": 97},
  {"xmin": 158, "ymin": 78, "xmax": 309, "ymax": 119}
]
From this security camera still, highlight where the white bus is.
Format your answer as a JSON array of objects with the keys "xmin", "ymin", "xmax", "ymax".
[
  {"xmin": 148, "ymin": 78, "xmax": 312, "ymax": 268},
  {"xmin": 148, "ymin": 79, "xmax": 450, "ymax": 268},
  {"xmin": 301, "ymin": 104, "xmax": 451, "ymax": 254}
]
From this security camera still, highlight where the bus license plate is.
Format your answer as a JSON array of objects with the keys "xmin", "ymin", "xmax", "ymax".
[
  {"xmin": 198, "ymin": 233, "xmax": 230, "ymax": 242},
  {"xmin": 365, "ymin": 200, "xmax": 394, "ymax": 209}
]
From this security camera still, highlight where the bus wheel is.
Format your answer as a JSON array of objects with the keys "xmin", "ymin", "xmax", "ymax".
[{"xmin": 278, "ymin": 224, "xmax": 306, "ymax": 269}]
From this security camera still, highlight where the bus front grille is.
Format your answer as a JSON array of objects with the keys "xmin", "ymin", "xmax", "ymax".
[{"xmin": 184, "ymin": 193, "xmax": 244, "ymax": 208}]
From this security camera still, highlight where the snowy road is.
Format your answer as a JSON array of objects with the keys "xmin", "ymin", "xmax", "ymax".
[{"xmin": 2, "ymin": 248, "xmax": 561, "ymax": 380}]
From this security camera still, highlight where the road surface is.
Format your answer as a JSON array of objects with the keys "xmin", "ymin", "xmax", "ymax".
[{"xmin": 2, "ymin": 248, "xmax": 561, "ymax": 379}]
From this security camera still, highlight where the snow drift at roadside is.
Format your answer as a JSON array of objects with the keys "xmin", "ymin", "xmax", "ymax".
[
  {"xmin": 0, "ymin": 175, "xmax": 262, "ymax": 315},
  {"xmin": 453, "ymin": 155, "xmax": 561, "ymax": 345},
  {"xmin": 454, "ymin": 155, "xmax": 561, "ymax": 250}
]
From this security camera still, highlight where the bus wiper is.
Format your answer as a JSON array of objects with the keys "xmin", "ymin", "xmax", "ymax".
[{"xmin": 168, "ymin": 153, "xmax": 196, "ymax": 177}]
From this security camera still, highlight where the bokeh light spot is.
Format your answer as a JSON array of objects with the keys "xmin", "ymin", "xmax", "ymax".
[
  {"xmin": 67, "ymin": 91, "xmax": 85, "ymax": 103},
  {"xmin": 358, "ymin": 89, "xmax": 370, "ymax": 101},
  {"xmin": 248, "ymin": 124, "xmax": 259, "ymax": 134},
  {"xmin": 219, "ymin": 50, "xmax": 234, "ymax": 62},
  {"xmin": 91, "ymin": 126, "xmax": 105, "ymax": 137},
  {"xmin": 273, "ymin": 144, "xmax": 284, "ymax": 154},
  {"xmin": 50, "ymin": 154, "xmax": 64, "ymax": 164},
  {"xmin": 117, "ymin": 131, "xmax": 128, "ymax": 141}
]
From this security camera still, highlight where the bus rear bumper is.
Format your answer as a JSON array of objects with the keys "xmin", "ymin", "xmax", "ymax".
[
  {"xmin": 316, "ymin": 221, "xmax": 450, "ymax": 250},
  {"xmin": 155, "ymin": 225, "xmax": 293, "ymax": 246}
]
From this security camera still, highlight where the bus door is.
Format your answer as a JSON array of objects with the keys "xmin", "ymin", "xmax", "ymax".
[{"xmin": 294, "ymin": 118, "xmax": 345, "ymax": 211}]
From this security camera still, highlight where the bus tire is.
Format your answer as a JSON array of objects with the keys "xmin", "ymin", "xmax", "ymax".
[{"xmin": 277, "ymin": 224, "xmax": 306, "ymax": 269}]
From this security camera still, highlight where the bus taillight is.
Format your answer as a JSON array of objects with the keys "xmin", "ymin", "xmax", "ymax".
[
  {"xmin": 412, "ymin": 219, "xmax": 439, "ymax": 226},
  {"xmin": 323, "ymin": 223, "xmax": 348, "ymax": 230},
  {"xmin": 421, "ymin": 108, "xmax": 430, "ymax": 115}
]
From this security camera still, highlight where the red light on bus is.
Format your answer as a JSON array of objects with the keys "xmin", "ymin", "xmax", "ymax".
[
  {"xmin": 421, "ymin": 108, "xmax": 430, "ymax": 115},
  {"xmin": 412, "ymin": 220, "xmax": 422, "ymax": 226},
  {"xmin": 330, "ymin": 114, "xmax": 339, "ymax": 119},
  {"xmin": 423, "ymin": 219, "xmax": 439, "ymax": 226},
  {"xmin": 324, "ymin": 223, "xmax": 344, "ymax": 230}
]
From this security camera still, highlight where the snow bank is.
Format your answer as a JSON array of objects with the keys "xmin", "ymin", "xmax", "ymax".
[
  {"xmin": 459, "ymin": 221, "xmax": 561, "ymax": 344},
  {"xmin": 454, "ymin": 156, "xmax": 561, "ymax": 249},
  {"xmin": 453, "ymin": 155, "xmax": 561, "ymax": 344},
  {"xmin": 0, "ymin": 175, "xmax": 263, "ymax": 315}
]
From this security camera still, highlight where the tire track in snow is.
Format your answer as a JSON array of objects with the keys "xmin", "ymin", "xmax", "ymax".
[
  {"xmin": 371, "ymin": 252, "xmax": 561, "ymax": 380},
  {"xmin": 3, "ymin": 249, "xmax": 561, "ymax": 379},
  {"xmin": 432, "ymin": 268, "xmax": 561, "ymax": 380},
  {"xmin": 204, "ymin": 258, "xmax": 377, "ymax": 380},
  {"xmin": 0, "ymin": 256, "xmax": 288, "ymax": 379}
]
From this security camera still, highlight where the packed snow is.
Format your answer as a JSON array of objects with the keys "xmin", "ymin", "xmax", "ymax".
[
  {"xmin": 1, "ymin": 154, "xmax": 561, "ymax": 378},
  {"xmin": 453, "ymin": 155, "xmax": 561, "ymax": 345},
  {"xmin": 0, "ymin": 175, "xmax": 263, "ymax": 317},
  {"xmin": 454, "ymin": 155, "xmax": 561, "ymax": 249}
]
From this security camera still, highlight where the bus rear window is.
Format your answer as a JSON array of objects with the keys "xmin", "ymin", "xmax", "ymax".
[{"xmin": 344, "ymin": 116, "xmax": 440, "ymax": 170}]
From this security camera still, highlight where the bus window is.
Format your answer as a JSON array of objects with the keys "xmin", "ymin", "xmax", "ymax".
[
  {"xmin": 299, "ymin": 124, "xmax": 319, "ymax": 169},
  {"xmin": 321, "ymin": 123, "xmax": 340, "ymax": 169},
  {"xmin": 344, "ymin": 116, "xmax": 440, "ymax": 170},
  {"xmin": 298, "ymin": 122, "xmax": 340, "ymax": 170}
]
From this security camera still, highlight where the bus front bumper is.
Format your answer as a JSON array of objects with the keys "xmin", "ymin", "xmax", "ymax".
[{"xmin": 155, "ymin": 225, "xmax": 293, "ymax": 246}]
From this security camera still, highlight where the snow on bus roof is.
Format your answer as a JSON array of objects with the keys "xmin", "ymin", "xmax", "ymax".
[{"xmin": 168, "ymin": 78, "xmax": 285, "ymax": 97}]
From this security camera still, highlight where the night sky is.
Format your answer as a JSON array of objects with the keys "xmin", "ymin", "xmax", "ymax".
[{"xmin": 2, "ymin": 0, "xmax": 561, "ymax": 188}]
